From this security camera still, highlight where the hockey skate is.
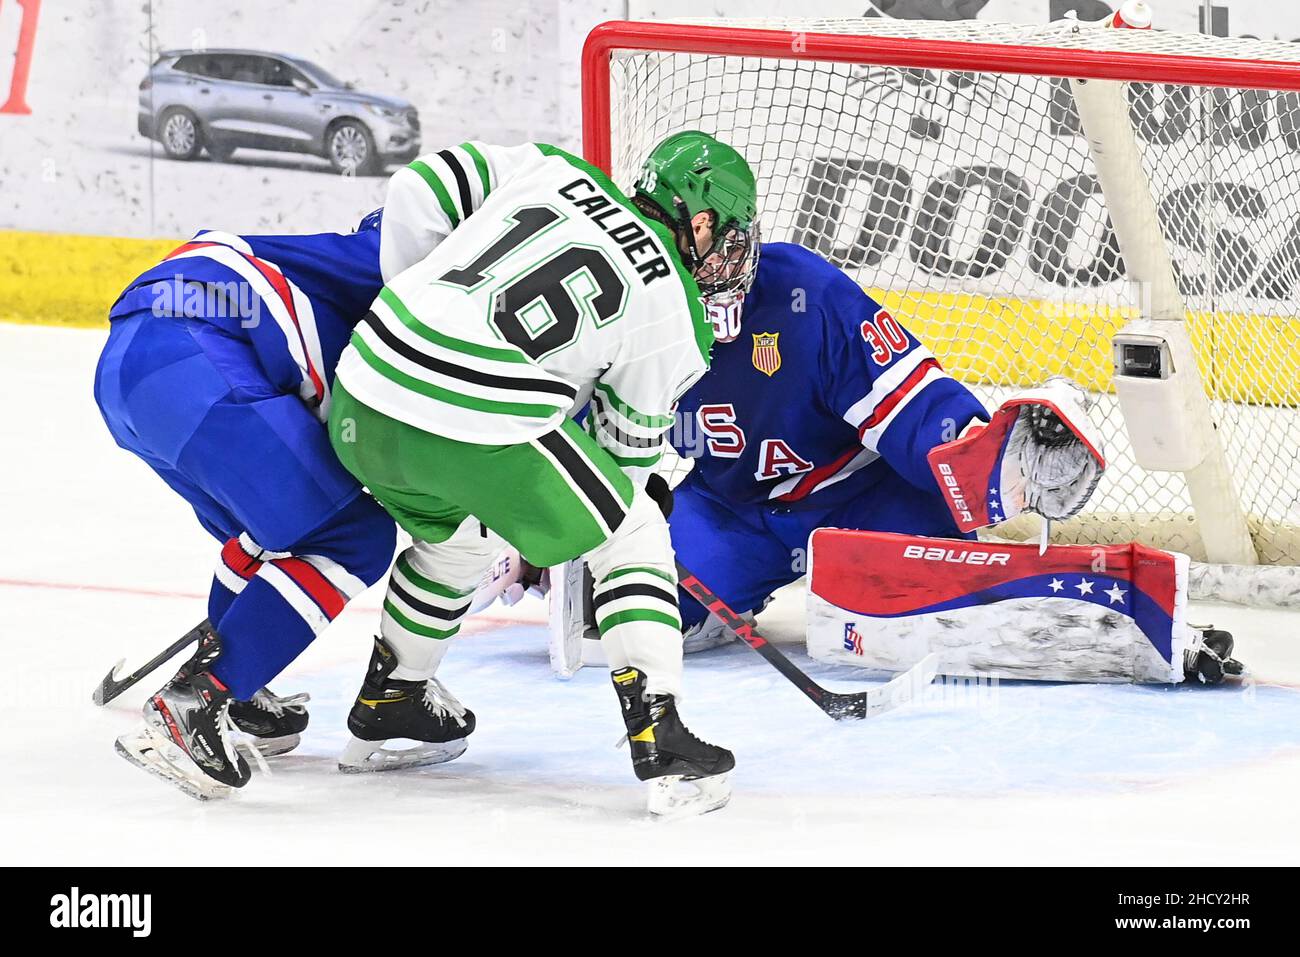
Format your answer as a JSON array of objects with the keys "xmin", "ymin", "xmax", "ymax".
[
  {"xmin": 338, "ymin": 637, "xmax": 475, "ymax": 773},
  {"xmin": 611, "ymin": 667, "xmax": 734, "ymax": 818},
  {"xmin": 1184, "ymin": 627, "xmax": 1245, "ymax": 685},
  {"xmin": 115, "ymin": 629, "xmax": 259, "ymax": 801},
  {"xmin": 229, "ymin": 687, "xmax": 310, "ymax": 757}
]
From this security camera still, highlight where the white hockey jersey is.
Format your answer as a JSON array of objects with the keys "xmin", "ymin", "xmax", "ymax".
[{"xmin": 334, "ymin": 142, "xmax": 712, "ymax": 480}]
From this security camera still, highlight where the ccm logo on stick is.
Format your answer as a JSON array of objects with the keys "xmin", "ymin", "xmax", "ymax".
[
  {"xmin": 936, "ymin": 462, "xmax": 972, "ymax": 523},
  {"xmin": 903, "ymin": 544, "xmax": 1010, "ymax": 566}
]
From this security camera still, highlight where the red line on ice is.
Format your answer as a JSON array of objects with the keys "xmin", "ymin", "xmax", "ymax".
[{"xmin": 0, "ymin": 577, "xmax": 544, "ymax": 631}]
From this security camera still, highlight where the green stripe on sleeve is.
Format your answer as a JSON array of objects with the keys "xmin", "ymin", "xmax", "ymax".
[
  {"xmin": 408, "ymin": 159, "xmax": 461, "ymax": 228},
  {"xmin": 461, "ymin": 142, "xmax": 492, "ymax": 197},
  {"xmin": 594, "ymin": 380, "xmax": 674, "ymax": 429},
  {"xmin": 378, "ymin": 287, "xmax": 529, "ymax": 363},
  {"xmin": 350, "ymin": 333, "xmax": 562, "ymax": 419}
]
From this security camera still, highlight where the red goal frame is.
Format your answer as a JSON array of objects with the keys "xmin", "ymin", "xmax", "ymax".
[{"xmin": 580, "ymin": 19, "xmax": 1300, "ymax": 173}]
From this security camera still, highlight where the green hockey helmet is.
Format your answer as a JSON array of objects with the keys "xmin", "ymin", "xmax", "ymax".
[{"xmin": 632, "ymin": 130, "xmax": 760, "ymax": 300}]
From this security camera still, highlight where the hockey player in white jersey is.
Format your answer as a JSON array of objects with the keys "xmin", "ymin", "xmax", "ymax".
[{"xmin": 326, "ymin": 133, "xmax": 759, "ymax": 815}]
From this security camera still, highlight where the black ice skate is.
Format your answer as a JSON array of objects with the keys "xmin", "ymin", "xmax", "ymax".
[
  {"xmin": 228, "ymin": 687, "xmax": 311, "ymax": 757},
  {"xmin": 611, "ymin": 667, "xmax": 734, "ymax": 817},
  {"xmin": 115, "ymin": 629, "xmax": 257, "ymax": 800},
  {"xmin": 338, "ymin": 637, "xmax": 475, "ymax": 773},
  {"xmin": 1184, "ymin": 627, "xmax": 1245, "ymax": 685}
]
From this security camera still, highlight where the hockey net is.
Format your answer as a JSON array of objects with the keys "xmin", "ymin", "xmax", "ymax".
[{"xmin": 584, "ymin": 15, "xmax": 1300, "ymax": 574}]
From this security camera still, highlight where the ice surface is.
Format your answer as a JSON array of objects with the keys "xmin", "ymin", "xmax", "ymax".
[{"xmin": 2, "ymin": 324, "xmax": 1298, "ymax": 866}]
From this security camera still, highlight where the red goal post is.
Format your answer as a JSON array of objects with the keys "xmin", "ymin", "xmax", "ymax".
[
  {"xmin": 579, "ymin": 15, "xmax": 1300, "ymax": 593},
  {"xmin": 583, "ymin": 20, "xmax": 1300, "ymax": 172}
]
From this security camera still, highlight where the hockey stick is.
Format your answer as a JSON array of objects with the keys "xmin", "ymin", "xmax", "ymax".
[
  {"xmin": 676, "ymin": 562, "xmax": 939, "ymax": 721},
  {"xmin": 92, "ymin": 619, "xmax": 212, "ymax": 706}
]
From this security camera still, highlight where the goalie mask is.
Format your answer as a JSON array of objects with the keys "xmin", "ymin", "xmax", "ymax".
[
  {"xmin": 700, "ymin": 219, "xmax": 761, "ymax": 343},
  {"xmin": 632, "ymin": 130, "xmax": 760, "ymax": 310},
  {"xmin": 692, "ymin": 214, "xmax": 761, "ymax": 303}
]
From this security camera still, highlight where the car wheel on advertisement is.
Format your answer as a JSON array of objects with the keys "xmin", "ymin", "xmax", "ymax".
[
  {"xmin": 158, "ymin": 108, "xmax": 202, "ymax": 161},
  {"xmin": 326, "ymin": 119, "xmax": 379, "ymax": 176}
]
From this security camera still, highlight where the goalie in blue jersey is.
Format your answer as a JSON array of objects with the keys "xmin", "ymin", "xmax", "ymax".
[
  {"xmin": 667, "ymin": 240, "xmax": 1105, "ymax": 652},
  {"xmin": 663, "ymin": 241, "xmax": 1243, "ymax": 687}
]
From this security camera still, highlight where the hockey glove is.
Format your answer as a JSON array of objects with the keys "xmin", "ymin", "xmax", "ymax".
[
  {"xmin": 646, "ymin": 472, "xmax": 674, "ymax": 519},
  {"xmin": 927, "ymin": 376, "xmax": 1106, "ymax": 532}
]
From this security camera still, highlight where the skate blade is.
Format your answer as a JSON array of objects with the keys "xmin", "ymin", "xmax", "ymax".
[
  {"xmin": 241, "ymin": 732, "xmax": 301, "ymax": 758},
  {"xmin": 115, "ymin": 727, "xmax": 231, "ymax": 802},
  {"xmin": 337, "ymin": 735, "xmax": 468, "ymax": 773},
  {"xmin": 646, "ymin": 772, "xmax": 732, "ymax": 819}
]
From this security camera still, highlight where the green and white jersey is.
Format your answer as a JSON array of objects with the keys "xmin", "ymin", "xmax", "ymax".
[{"xmin": 335, "ymin": 142, "xmax": 712, "ymax": 481}]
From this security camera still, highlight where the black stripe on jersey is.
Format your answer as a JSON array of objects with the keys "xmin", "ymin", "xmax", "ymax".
[
  {"xmin": 595, "ymin": 405, "xmax": 665, "ymax": 447},
  {"xmin": 592, "ymin": 581, "xmax": 679, "ymax": 613},
  {"xmin": 537, "ymin": 430, "xmax": 627, "ymax": 531},
  {"xmin": 390, "ymin": 578, "xmax": 471, "ymax": 621},
  {"xmin": 363, "ymin": 312, "xmax": 577, "ymax": 400},
  {"xmin": 592, "ymin": 402, "xmax": 662, "ymax": 448},
  {"xmin": 438, "ymin": 149, "xmax": 475, "ymax": 219}
]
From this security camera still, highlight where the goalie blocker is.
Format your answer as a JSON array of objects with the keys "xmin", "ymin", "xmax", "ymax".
[{"xmin": 807, "ymin": 529, "xmax": 1242, "ymax": 685}]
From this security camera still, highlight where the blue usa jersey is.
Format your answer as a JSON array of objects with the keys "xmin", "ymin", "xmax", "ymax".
[
  {"xmin": 672, "ymin": 242, "xmax": 988, "ymax": 512},
  {"xmin": 108, "ymin": 226, "xmax": 383, "ymax": 420}
]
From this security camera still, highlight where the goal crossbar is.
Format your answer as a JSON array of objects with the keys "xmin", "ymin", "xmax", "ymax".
[{"xmin": 583, "ymin": 20, "xmax": 1300, "ymax": 174}]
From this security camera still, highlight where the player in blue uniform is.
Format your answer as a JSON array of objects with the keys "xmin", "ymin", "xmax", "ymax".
[
  {"xmin": 94, "ymin": 217, "xmax": 397, "ymax": 797},
  {"xmin": 669, "ymin": 241, "xmax": 990, "ymax": 646}
]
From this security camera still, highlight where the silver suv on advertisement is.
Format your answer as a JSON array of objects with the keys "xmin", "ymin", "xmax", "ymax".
[{"xmin": 139, "ymin": 50, "xmax": 421, "ymax": 175}]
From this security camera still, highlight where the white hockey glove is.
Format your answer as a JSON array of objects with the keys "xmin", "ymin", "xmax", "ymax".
[
  {"xmin": 467, "ymin": 547, "xmax": 548, "ymax": 614},
  {"xmin": 927, "ymin": 376, "xmax": 1106, "ymax": 532}
]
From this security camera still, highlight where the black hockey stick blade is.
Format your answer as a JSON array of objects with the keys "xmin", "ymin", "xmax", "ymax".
[
  {"xmin": 676, "ymin": 562, "xmax": 938, "ymax": 721},
  {"xmin": 92, "ymin": 619, "xmax": 212, "ymax": 706}
]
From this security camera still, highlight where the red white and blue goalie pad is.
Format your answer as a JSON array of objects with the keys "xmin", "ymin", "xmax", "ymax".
[
  {"xmin": 925, "ymin": 386, "xmax": 1107, "ymax": 532},
  {"xmin": 805, "ymin": 529, "xmax": 1192, "ymax": 684}
]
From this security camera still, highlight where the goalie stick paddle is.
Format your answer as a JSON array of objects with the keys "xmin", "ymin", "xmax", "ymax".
[
  {"xmin": 675, "ymin": 562, "xmax": 939, "ymax": 721},
  {"xmin": 92, "ymin": 619, "xmax": 212, "ymax": 706}
]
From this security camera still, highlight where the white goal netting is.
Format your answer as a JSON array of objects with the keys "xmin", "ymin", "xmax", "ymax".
[{"xmin": 599, "ymin": 16, "xmax": 1300, "ymax": 566}]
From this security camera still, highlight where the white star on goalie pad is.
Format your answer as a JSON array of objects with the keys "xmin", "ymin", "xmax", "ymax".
[
  {"xmin": 1105, "ymin": 583, "xmax": 1127, "ymax": 605},
  {"xmin": 1048, "ymin": 578, "xmax": 1064, "ymax": 593},
  {"xmin": 1075, "ymin": 578, "xmax": 1094, "ymax": 595}
]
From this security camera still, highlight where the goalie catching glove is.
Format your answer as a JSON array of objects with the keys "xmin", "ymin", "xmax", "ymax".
[{"xmin": 927, "ymin": 377, "xmax": 1106, "ymax": 532}]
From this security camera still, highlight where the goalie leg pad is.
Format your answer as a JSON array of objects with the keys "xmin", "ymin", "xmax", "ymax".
[{"xmin": 806, "ymin": 529, "xmax": 1193, "ymax": 684}]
